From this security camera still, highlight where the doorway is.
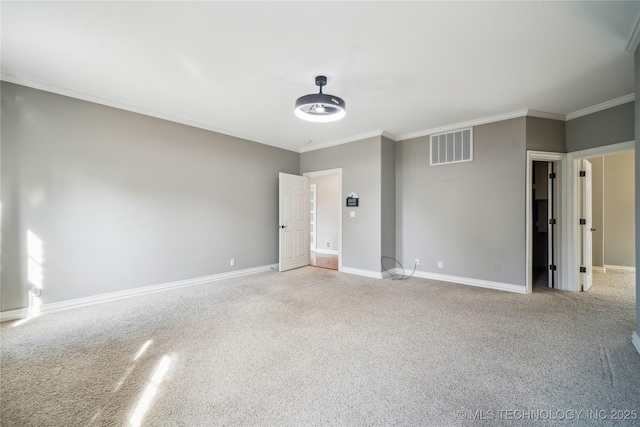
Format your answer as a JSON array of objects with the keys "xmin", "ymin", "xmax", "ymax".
[
  {"xmin": 304, "ymin": 169, "xmax": 342, "ymax": 271},
  {"xmin": 567, "ymin": 141, "xmax": 635, "ymax": 291},
  {"xmin": 531, "ymin": 161, "xmax": 557, "ymax": 289},
  {"xmin": 526, "ymin": 151, "xmax": 566, "ymax": 293}
]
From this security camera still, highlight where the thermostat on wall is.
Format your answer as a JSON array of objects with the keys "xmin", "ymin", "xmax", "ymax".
[{"xmin": 346, "ymin": 192, "xmax": 359, "ymax": 207}]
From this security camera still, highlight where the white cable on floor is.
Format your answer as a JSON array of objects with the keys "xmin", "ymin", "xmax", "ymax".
[{"xmin": 381, "ymin": 256, "xmax": 417, "ymax": 280}]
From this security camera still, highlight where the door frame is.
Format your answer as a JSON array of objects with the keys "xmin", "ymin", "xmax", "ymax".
[
  {"xmin": 581, "ymin": 159, "xmax": 594, "ymax": 291},
  {"xmin": 566, "ymin": 140, "xmax": 635, "ymax": 292},
  {"xmin": 303, "ymin": 168, "xmax": 343, "ymax": 272},
  {"xmin": 526, "ymin": 151, "xmax": 567, "ymax": 293}
]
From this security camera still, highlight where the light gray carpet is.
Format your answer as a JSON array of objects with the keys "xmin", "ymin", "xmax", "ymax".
[{"xmin": 1, "ymin": 268, "xmax": 638, "ymax": 426}]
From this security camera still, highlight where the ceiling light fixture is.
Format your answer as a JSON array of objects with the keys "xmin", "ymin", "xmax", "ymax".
[{"xmin": 295, "ymin": 76, "xmax": 346, "ymax": 123}]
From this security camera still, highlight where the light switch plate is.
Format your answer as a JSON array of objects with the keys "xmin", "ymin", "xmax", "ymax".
[{"xmin": 350, "ymin": 211, "xmax": 356, "ymax": 217}]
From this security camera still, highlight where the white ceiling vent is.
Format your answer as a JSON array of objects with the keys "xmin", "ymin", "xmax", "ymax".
[{"xmin": 430, "ymin": 128, "xmax": 473, "ymax": 166}]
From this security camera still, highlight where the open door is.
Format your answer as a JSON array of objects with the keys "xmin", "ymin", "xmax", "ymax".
[
  {"xmin": 581, "ymin": 159, "xmax": 593, "ymax": 291},
  {"xmin": 279, "ymin": 173, "xmax": 310, "ymax": 272}
]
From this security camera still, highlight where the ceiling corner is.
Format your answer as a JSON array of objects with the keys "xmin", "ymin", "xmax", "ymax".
[
  {"xmin": 381, "ymin": 131, "xmax": 398, "ymax": 142},
  {"xmin": 526, "ymin": 110, "xmax": 567, "ymax": 121},
  {"xmin": 626, "ymin": 13, "xmax": 640, "ymax": 53}
]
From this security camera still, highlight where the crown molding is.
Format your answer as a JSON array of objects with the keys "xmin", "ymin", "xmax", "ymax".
[
  {"xmin": 1, "ymin": 74, "xmax": 300, "ymax": 153},
  {"xmin": 396, "ymin": 110, "xmax": 530, "ymax": 141},
  {"xmin": 565, "ymin": 94, "xmax": 635, "ymax": 121},
  {"xmin": 380, "ymin": 130, "xmax": 398, "ymax": 141},
  {"xmin": 310, "ymin": 108, "xmax": 568, "ymax": 148},
  {"xmin": 526, "ymin": 110, "xmax": 566, "ymax": 121},
  {"xmin": 299, "ymin": 130, "xmax": 392, "ymax": 153},
  {"xmin": 4, "ymin": 74, "xmax": 634, "ymax": 155},
  {"xmin": 626, "ymin": 14, "xmax": 640, "ymax": 53}
]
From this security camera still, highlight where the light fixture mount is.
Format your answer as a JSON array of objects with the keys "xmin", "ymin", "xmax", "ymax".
[{"xmin": 295, "ymin": 75, "xmax": 346, "ymax": 122}]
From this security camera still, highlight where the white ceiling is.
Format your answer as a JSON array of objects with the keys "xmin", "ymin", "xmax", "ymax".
[{"xmin": 2, "ymin": 1, "xmax": 639, "ymax": 153}]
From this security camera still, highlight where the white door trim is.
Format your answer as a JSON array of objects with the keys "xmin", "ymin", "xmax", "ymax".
[
  {"xmin": 303, "ymin": 168, "xmax": 343, "ymax": 272},
  {"xmin": 581, "ymin": 159, "xmax": 594, "ymax": 291},
  {"xmin": 566, "ymin": 140, "xmax": 635, "ymax": 292},
  {"xmin": 526, "ymin": 151, "xmax": 567, "ymax": 293}
]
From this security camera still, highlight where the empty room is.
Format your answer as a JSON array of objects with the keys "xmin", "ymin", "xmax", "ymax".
[{"xmin": 1, "ymin": 2, "xmax": 639, "ymax": 426}]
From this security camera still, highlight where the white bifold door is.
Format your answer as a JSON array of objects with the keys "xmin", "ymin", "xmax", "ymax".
[{"xmin": 279, "ymin": 173, "xmax": 310, "ymax": 272}]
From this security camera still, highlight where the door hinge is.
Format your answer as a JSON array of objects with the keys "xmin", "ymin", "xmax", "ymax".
[
  {"xmin": 579, "ymin": 171, "xmax": 586, "ymax": 177},
  {"xmin": 580, "ymin": 266, "xmax": 587, "ymax": 273},
  {"xmin": 549, "ymin": 219, "xmax": 556, "ymax": 225},
  {"xmin": 579, "ymin": 219, "xmax": 586, "ymax": 225},
  {"xmin": 549, "ymin": 173, "xmax": 556, "ymax": 179},
  {"xmin": 549, "ymin": 265, "xmax": 557, "ymax": 271}
]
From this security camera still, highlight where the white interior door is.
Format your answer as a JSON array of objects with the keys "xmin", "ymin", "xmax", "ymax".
[
  {"xmin": 581, "ymin": 159, "xmax": 593, "ymax": 291},
  {"xmin": 279, "ymin": 173, "xmax": 310, "ymax": 272}
]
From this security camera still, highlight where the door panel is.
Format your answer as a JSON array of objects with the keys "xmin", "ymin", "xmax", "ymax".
[
  {"xmin": 296, "ymin": 230, "xmax": 306, "ymax": 257},
  {"xmin": 279, "ymin": 173, "xmax": 310, "ymax": 272}
]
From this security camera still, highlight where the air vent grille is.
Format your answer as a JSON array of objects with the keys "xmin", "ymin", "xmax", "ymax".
[{"xmin": 430, "ymin": 128, "xmax": 473, "ymax": 166}]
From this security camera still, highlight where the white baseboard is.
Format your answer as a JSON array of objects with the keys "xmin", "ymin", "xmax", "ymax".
[
  {"xmin": 341, "ymin": 267, "xmax": 384, "ymax": 279},
  {"xmin": 633, "ymin": 332, "xmax": 640, "ymax": 356},
  {"xmin": 378, "ymin": 268, "xmax": 525, "ymax": 294},
  {"xmin": 592, "ymin": 266, "xmax": 607, "ymax": 273},
  {"xmin": 0, "ymin": 264, "xmax": 278, "ymax": 322},
  {"xmin": 315, "ymin": 248, "xmax": 339, "ymax": 255},
  {"xmin": 604, "ymin": 264, "xmax": 636, "ymax": 273},
  {"xmin": 384, "ymin": 267, "xmax": 415, "ymax": 279},
  {"xmin": 411, "ymin": 270, "xmax": 526, "ymax": 294}
]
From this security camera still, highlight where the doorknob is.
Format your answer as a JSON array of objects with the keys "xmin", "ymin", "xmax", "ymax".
[
  {"xmin": 590, "ymin": 228, "xmax": 596, "ymax": 232},
  {"xmin": 280, "ymin": 225, "xmax": 287, "ymax": 229}
]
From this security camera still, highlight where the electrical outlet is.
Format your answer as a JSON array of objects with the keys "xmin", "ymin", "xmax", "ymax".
[
  {"xmin": 415, "ymin": 259, "xmax": 420, "ymax": 266},
  {"xmin": 230, "ymin": 259, "xmax": 235, "ymax": 266},
  {"xmin": 327, "ymin": 242, "xmax": 330, "ymax": 248},
  {"xmin": 438, "ymin": 261, "xmax": 443, "ymax": 269}
]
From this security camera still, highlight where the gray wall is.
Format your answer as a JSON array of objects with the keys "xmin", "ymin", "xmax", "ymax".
[
  {"xmin": 566, "ymin": 102, "xmax": 635, "ymax": 152},
  {"xmin": 604, "ymin": 152, "xmax": 635, "ymax": 266},
  {"xmin": 301, "ymin": 137, "xmax": 382, "ymax": 272},
  {"xmin": 1, "ymin": 82, "xmax": 299, "ymax": 311},
  {"xmin": 381, "ymin": 136, "xmax": 396, "ymax": 260},
  {"xmin": 396, "ymin": 118, "xmax": 527, "ymax": 286},
  {"xmin": 587, "ymin": 152, "xmax": 636, "ymax": 269},
  {"xmin": 310, "ymin": 174, "xmax": 339, "ymax": 252},
  {"xmin": 526, "ymin": 117, "xmax": 566, "ymax": 152}
]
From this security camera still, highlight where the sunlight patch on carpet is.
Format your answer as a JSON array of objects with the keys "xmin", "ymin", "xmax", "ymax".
[{"xmin": 129, "ymin": 355, "xmax": 172, "ymax": 427}]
